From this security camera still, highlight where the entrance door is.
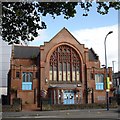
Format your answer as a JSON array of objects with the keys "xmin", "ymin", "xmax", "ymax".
[{"xmin": 63, "ymin": 90, "xmax": 74, "ymax": 104}]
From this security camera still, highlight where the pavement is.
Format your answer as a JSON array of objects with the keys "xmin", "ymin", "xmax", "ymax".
[{"xmin": 1, "ymin": 108, "xmax": 120, "ymax": 120}]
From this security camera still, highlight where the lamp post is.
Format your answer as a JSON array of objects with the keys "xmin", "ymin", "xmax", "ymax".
[{"xmin": 104, "ymin": 31, "xmax": 113, "ymax": 111}]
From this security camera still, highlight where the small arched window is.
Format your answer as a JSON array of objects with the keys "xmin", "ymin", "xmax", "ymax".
[
  {"xmin": 95, "ymin": 74, "xmax": 104, "ymax": 90},
  {"xmin": 22, "ymin": 72, "xmax": 33, "ymax": 90}
]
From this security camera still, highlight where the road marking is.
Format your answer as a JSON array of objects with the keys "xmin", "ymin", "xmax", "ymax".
[
  {"xmin": 97, "ymin": 112, "xmax": 101, "ymax": 114},
  {"xmin": 19, "ymin": 116, "xmax": 58, "ymax": 118}
]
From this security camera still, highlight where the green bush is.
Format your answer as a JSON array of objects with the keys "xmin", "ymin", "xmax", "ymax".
[
  {"xmin": 41, "ymin": 103, "xmax": 118, "ymax": 111},
  {"xmin": 13, "ymin": 98, "xmax": 22, "ymax": 105},
  {"xmin": 2, "ymin": 105, "xmax": 22, "ymax": 112}
]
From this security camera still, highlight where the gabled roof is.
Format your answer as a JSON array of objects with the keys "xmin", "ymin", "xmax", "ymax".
[
  {"xmin": 89, "ymin": 48, "xmax": 99, "ymax": 61},
  {"xmin": 48, "ymin": 27, "xmax": 84, "ymax": 46},
  {"xmin": 13, "ymin": 45, "xmax": 40, "ymax": 59}
]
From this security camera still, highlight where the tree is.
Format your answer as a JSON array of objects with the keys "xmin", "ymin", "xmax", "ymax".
[{"xmin": 2, "ymin": 2, "xmax": 120, "ymax": 44}]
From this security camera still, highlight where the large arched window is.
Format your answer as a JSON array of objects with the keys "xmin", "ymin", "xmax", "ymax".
[{"xmin": 49, "ymin": 45, "xmax": 81, "ymax": 82}]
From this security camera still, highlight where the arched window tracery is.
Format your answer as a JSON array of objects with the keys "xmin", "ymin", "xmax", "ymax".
[{"xmin": 49, "ymin": 45, "xmax": 81, "ymax": 82}]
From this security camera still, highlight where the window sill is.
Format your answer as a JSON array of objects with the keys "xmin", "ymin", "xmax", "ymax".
[
  {"xmin": 21, "ymin": 90, "xmax": 34, "ymax": 92},
  {"xmin": 49, "ymin": 81, "xmax": 82, "ymax": 84}
]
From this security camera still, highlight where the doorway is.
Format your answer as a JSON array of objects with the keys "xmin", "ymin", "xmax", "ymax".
[{"xmin": 63, "ymin": 90, "xmax": 74, "ymax": 104}]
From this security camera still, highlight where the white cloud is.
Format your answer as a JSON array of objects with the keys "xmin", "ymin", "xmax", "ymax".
[
  {"xmin": 72, "ymin": 24, "xmax": 118, "ymax": 72},
  {"xmin": 29, "ymin": 29, "xmax": 49, "ymax": 46}
]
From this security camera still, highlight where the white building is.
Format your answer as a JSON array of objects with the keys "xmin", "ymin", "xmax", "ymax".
[
  {"xmin": 0, "ymin": 37, "xmax": 11, "ymax": 95},
  {"xmin": 0, "ymin": 37, "xmax": 27, "ymax": 95}
]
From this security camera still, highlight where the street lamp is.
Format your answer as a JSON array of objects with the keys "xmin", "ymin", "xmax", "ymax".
[{"xmin": 104, "ymin": 31, "xmax": 113, "ymax": 111}]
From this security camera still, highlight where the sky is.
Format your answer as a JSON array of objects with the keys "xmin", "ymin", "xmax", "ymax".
[{"xmin": 29, "ymin": 3, "xmax": 118, "ymax": 72}]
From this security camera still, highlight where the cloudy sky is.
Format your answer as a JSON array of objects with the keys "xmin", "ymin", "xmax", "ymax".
[
  {"xmin": 72, "ymin": 24, "xmax": 118, "ymax": 72},
  {"xmin": 29, "ymin": 3, "xmax": 118, "ymax": 72}
]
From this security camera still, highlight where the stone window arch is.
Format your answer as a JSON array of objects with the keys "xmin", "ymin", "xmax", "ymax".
[{"xmin": 49, "ymin": 45, "xmax": 82, "ymax": 82}]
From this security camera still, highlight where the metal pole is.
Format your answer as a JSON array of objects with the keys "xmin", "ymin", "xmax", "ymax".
[{"xmin": 104, "ymin": 31, "xmax": 113, "ymax": 111}]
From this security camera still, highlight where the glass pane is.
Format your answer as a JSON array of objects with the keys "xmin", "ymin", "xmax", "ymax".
[
  {"xmin": 67, "ymin": 71, "xmax": 70, "ymax": 81},
  {"xmin": 76, "ymin": 71, "xmax": 79, "ymax": 81},
  {"xmin": 53, "ymin": 66, "xmax": 57, "ymax": 81},
  {"xmin": 95, "ymin": 74, "xmax": 99, "ymax": 83},
  {"xmin": 59, "ymin": 63, "xmax": 62, "ymax": 81},
  {"xmin": 22, "ymin": 72, "xmax": 26, "ymax": 82},
  {"xmin": 49, "ymin": 66, "xmax": 52, "ymax": 81},
  {"xmin": 16, "ymin": 72, "xmax": 20, "ymax": 78},
  {"xmin": 50, "ymin": 65, "xmax": 52, "ymax": 71},
  {"xmin": 49, "ymin": 71, "xmax": 52, "ymax": 81},
  {"xmin": 28, "ymin": 72, "xmax": 32, "ymax": 82},
  {"xmin": 96, "ymin": 83, "xmax": 104, "ymax": 90},
  {"xmin": 67, "ymin": 63, "xmax": 70, "ymax": 81},
  {"xmin": 72, "ymin": 71, "xmax": 75, "ymax": 81},
  {"xmin": 59, "ymin": 63, "xmax": 62, "ymax": 71},
  {"xmin": 63, "ymin": 71, "xmax": 66, "ymax": 81},
  {"xmin": 72, "ymin": 66, "xmax": 75, "ymax": 81},
  {"xmin": 59, "ymin": 71, "xmax": 62, "ymax": 81},
  {"xmin": 63, "ymin": 63, "xmax": 66, "ymax": 71},
  {"xmin": 63, "ymin": 63, "xmax": 66, "ymax": 81},
  {"xmin": 54, "ymin": 71, "xmax": 57, "ymax": 81},
  {"xmin": 67, "ymin": 63, "xmax": 70, "ymax": 71},
  {"xmin": 99, "ymin": 74, "xmax": 104, "ymax": 83}
]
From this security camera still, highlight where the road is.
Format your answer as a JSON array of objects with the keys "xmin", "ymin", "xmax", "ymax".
[{"xmin": 1, "ymin": 108, "xmax": 120, "ymax": 120}]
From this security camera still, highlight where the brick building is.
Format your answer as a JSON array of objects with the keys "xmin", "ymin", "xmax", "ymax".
[
  {"xmin": 112, "ymin": 71, "xmax": 120, "ymax": 95},
  {"xmin": 8, "ymin": 28, "xmax": 113, "ymax": 109}
]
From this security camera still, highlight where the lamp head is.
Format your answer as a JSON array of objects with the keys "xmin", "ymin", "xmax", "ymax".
[
  {"xmin": 101, "ymin": 64, "xmax": 106, "ymax": 68},
  {"xmin": 108, "ymin": 31, "xmax": 113, "ymax": 35}
]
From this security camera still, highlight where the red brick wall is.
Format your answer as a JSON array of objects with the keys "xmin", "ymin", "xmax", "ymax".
[
  {"xmin": 9, "ymin": 57, "xmax": 39, "ymax": 105},
  {"xmin": 17, "ymin": 90, "xmax": 34, "ymax": 104}
]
